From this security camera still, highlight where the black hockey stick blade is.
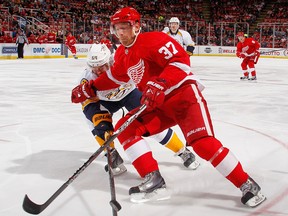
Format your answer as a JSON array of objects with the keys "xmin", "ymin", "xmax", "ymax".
[
  {"xmin": 23, "ymin": 194, "xmax": 45, "ymax": 215},
  {"xmin": 110, "ymin": 200, "xmax": 121, "ymax": 212}
]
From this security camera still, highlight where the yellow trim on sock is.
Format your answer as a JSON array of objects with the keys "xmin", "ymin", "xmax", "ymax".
[{"xmin": 164, "ymin": 132, "xmax": 184, "ymax": 153}]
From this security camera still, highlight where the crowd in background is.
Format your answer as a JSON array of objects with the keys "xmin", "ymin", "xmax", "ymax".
[{"xmin": 0, "ymin": 0, "xmax": 287, "ymax": 48}]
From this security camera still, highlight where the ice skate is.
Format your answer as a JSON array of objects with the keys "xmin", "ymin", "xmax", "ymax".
[
  {"xmin": 240, "ymin": 177, "xmax": 266, "ymax": 207},
  {"xmin": 178, "ymin": 147, "xmax": 200, "ymax": 169},
  {"xmin": 240, "ymin": 76, "xmax": 249, "ymax": 80},
  {"xmin": 105, "ymin": 148, "xmax": 127, "ymax": 176},
  {"xmin": 129, "ymin": 170, "xmax": 170, "ymax": 203},
  {"xmin": 248, "ymin": 76, "xmax": 257, "ymax": 81}
]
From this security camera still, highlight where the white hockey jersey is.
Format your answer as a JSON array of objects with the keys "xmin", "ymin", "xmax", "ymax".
[
  {"xmin": 163, "ymin": 28, "xmax": 195, "ymax": 50},
  {"xmin": 78, "ymin": 67, "xmax": 137, "ymax": 132},
  {"xmin": 79, "ymin": 68, "xmax": 136, "ymax": 102}
]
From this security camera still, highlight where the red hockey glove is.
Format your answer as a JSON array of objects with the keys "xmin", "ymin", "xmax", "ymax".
[
  {"xmin": 71, "ymin": 81, "xmax": 96, "ymax": 103},
  {"xmin": 140, "ymin": 78, "xmax": 168, "ymax": 111},
  {"xmin": 186, "ymin": 45, "xmax": 195, "ymax": 56},
  {"xmin": 237, "ymin": 52, "xmax": 246, "ymax": 58}
]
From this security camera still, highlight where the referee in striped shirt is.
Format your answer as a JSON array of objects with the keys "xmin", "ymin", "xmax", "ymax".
[{"xmin": 16, "ymin": 30, "xmax": 29, "ymax": 59}]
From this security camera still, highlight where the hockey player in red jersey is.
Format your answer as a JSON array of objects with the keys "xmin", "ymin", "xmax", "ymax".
[
  {"xmin": 76, "ymin": 43, "xmax": 199, "ymax": 175},
  {"xmin": 71, "ymin": 7, "xmax": 266, "ymax": 207},
  {"xmin": 236, "ymin": 32, "xmax": 260, "ymax": 80},
  {"xmin": 65, "ymin": 32, "xmax": 77, "ymax": 59}
]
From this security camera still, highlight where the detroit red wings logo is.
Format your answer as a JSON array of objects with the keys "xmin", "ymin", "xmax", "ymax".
[
  {"xmin": 242, "ymin": 45, "xmax": 249, "ymax": 53},
  {"xmin": 127, "ymin": 59, "xmax": 145, "ymax": 84}
]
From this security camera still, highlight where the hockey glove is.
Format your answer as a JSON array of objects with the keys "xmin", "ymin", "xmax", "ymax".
[
  {"xmin": 71, "ymin": 81, "xmax": 96, "ymax": 103},
  {"xmin": 141, "ymin": 78, "xmax": 168, "ymax": 111},
  {"xmin": 236, "ymin": 52, "xmax": 246, "ymax": 58},
  {"xmin": 186, "ymin": 45, "xmax": 195, "ymax": 56}
]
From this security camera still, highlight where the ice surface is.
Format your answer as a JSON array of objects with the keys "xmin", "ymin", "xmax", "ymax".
[{"xmin": 0, "ymin": 56, "xmax": 287, "ymax": 216}]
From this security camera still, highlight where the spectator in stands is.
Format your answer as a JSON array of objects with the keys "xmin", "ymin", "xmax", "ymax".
[
  {"xmin": 92, "ymin": 35, "xmax": 100, "ymax": 44},
  {"xmin": 0, "ymin": 26, "xmax": 4, "ymax": 43},
  {"xmin": 0, "ymin": 24, "xmax": 4, "ymax": 37},
  {"xmin": 27, "ymin": 32, "xmax": 38, "ymax": 44},
  {"xmin": 100, "ymin": 35, "xmax": 113, "ymax": 52},
  {"xmin": 86, "ymin": 36, "xmax": 94, "ymax": 44},
  {"xmin": 3, "ymin": 32, "xmax": 13, "ymax": 43},
  {"xmin": 79, "ymin": 32, "xmax": 90, "ymax": 44},
  {"xmin": 15, "ymin": 29, "xmax": 29, "ymax": 59},
  {"xmin": 37, "ymin": 32, "xmax": 48, "ymax": 44},
  {"xmin": 47, "ymin": 29, "xmax": 57, "ymax": 43},
  {"xmin": 2, "ymin": 0, "xmax": 287, "ymax": 49}
]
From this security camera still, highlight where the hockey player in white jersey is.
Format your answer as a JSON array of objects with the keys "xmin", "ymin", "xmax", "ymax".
[
  {"xmin": 76, "ymin": 43, "xmax": 200, "ymax": 176},
  {"xmin": 163, "ymin": 17, "xmax": 195, "ymax": 56}
]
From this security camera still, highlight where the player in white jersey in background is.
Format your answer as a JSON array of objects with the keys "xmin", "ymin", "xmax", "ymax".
[
  {"xmin": 163, "ymin": 17, "xmax": 195, "ymax": 56},
  {"xmin": 76, "ymin": 43, "xmax": 200, "ymax": 176}
]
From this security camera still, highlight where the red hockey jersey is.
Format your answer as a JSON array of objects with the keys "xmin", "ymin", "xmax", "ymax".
[
  {"xmin": 236, "ymin": 38, "xmax": 260, "ymax": 55},
  {"xmin": 92, "ymin": 31, "xmax": 203, "ymax": 94},
  {"xmin": 65, "ymin": 35, "xmax": 76, "ymax": 46}
]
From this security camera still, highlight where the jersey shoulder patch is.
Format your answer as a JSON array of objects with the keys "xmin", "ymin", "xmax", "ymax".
[{"xmin": 80, "ymin": 78, "xmax": 89, "ymax": 85}]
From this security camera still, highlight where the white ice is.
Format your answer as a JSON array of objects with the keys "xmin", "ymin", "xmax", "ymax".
[{"xmin": 0, "ymin": 56, "xmax": 287, "ymax": 216}]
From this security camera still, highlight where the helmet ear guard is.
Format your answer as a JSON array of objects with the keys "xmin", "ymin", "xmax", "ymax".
[{"xmin": 87, "ymin": 43, "xmax": 111, "ymax": 68}]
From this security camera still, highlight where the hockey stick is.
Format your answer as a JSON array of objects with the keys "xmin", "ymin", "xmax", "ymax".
[
  {"xmin": 22, "ymin": 104, "xmax": 147, "ymax": 215},
  {"xmin": 106, "ymin": 147, "xmax": 121, "ymax": 216}
]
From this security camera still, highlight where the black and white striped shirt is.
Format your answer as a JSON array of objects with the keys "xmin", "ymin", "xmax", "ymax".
[{"xmin": 16, "ymin": 34, "xmax": 28, "ymax": 44}]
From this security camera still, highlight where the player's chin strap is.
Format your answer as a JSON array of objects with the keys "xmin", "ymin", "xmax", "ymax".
[{"xmin": 22, "ymin": 104, "xmax": 147, "ymax": 215}]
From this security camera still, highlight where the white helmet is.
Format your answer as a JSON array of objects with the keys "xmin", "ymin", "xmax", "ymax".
[
  {"xmin": 169, "ymin": 17, "xmax": 180, "ymax": 24},
  {"xmin": 87, "ymin": 43, "xmax": 111, "ymax": 68}
]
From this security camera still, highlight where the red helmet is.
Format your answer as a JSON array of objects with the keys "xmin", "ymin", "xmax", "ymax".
[
  {"xmin": 237, "ymin": 32, "xmax": 248, "ymax": 37},
  {"xmin": 110, "ymin": 7, "xmax": 141, "ymax": 26},
  {"xmin": 237, "ymin": 32, "xmax": 244, "ymax": 37}
]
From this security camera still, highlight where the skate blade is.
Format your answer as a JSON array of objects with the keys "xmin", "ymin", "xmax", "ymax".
[
  {"xmin": 188, "ymin": 160, "xmax": 200, "ymax": 170},
  {"xmin": 130, "ymin": 188, "xmax": 171, "ymax": 203},
  {"xmin": 246, "ymin": 192, "xmax": 266, "ymax": 207}
]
